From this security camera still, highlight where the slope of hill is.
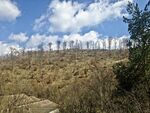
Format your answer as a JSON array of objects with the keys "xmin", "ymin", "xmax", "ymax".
[{"xmin": 0, "ymin": 50, "xmax": 128, "ymax": 113}]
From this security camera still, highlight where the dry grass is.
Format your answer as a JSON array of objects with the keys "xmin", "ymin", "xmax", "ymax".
[{"xmin": 0, "ymin": 50, "xmax": 129, "ymax": 113}]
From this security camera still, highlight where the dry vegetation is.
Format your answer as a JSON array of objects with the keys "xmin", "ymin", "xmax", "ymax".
[
  {"xmin": 0, "ymin": 49, "xmax": 129, "ymax": 113},
  {"xmin": 1, "ymin": 1, "xmax": 150, "ymax": 113}
]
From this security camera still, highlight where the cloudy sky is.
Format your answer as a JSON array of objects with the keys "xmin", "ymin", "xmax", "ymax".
[{"xmin": 0, "ymin": 0, "xmax": 148, "ymax": 55}]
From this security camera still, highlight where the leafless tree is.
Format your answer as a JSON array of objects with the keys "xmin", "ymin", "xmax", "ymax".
[
  {"xmin": 56, "ymin": 40, "xmax": 61, "ymax": 52},
  {"xmin": 122, "ymin": 38, "xmax": 128, "ymax": 49},
  {"xmin": 108, "ymin": 37, "xmax": 112, "ymax": 50},
  {"xmin": 102, "ymin": 39, "xmax": 106, "ymax": 50},
  {"xmin": 79, "ymin": 40, "xmax": 82, "ymax": 50},
  {"xmin": 118, "ymin": 39, "xmax": 122, "ymax": 50},
  {"xmin": 69, "ymin": 40, "xmax": 74, "ymax": 50},
  {"xmin": 114, "ymin": 39, "xmax": 117, "ymax": 50},
  {"xmin": 75, "ymin": 40, "xmax": 80, "ymax": 49},
  {"xmin": 48, "ymin": 42, "xmax": 52, "ymax": 62},
  {"xmin": 90, "ymin": 41, "xmax": 95, "ymax": 50},
  {"xmin": 22, "ymin": 47, "xmax": 25, "ymax": 56},
  {"xmin": 86, "ymin": 41, "xmax": 90, "ymax": 50},
  {"xmin": 38, "ymin": 43, "xmax": 44, "ymax": 54},
  {"xmin": 63, "ymin": 41, "xmax": 67, "ymax": 51},
  {"xmin": 74, "ymin": 40, "xmax": 80, "ymax": 64},
  {"xmin": 48, "ymin": 42, "xmax": 52, "ymax": 51},
  {"xmin": 95, "ymin": 40, "xmax": 100, "ymax": 50},
  {"xmin": 9, "ymin": 47, "xmax": 20, "ymax": 72}
]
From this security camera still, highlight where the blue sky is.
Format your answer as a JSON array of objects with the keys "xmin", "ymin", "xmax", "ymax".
[
  {"xmin": 0, "ymin": 0, "xmax": 50, "ymax": 41},
  {"xmin": 0, "ymin": 0, "xmax": 149, "ymax": 55}
]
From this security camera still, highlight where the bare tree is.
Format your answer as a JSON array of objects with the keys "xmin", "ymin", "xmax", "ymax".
[
  {"xmin": 48, "ymin": 42, "xmax": 52, "ymax": 62},
  {"xmin": 63, "ymin": 41, "xmax": 67, "ymax": 51},
  {"xmin": 79, "ymin": 40, "xmax": 82, "ymax": 50},
  {"xmin": 56, "ymin": 40, "xmax": 61, "ymax": 52},
  {"xmin": 122, "ymin": 38, "xmax": 128, "ymax": 49},
  {"xmin": 108, "ymin": 37, "xmax": 112, "ymax": 51},
  {"xmin": 75, "ymin": 40, "xmax": 80, "ymax": 49},
  {"xmin": 75, "ymin": 40, "xmax": 79, "ymax": 64},
  {"xmin": 9, "ymin": 47, "xmax": 20, "ymax": 72},
  {"xmin": 21, "ymin": 47, "xmax": 25, "ymax": 56},
  {"xmin": 118, "ymin": 39, "xmax": 122, "ymax": 50},
  {"xmin": 86, "ymin": 41, "xmax": 90, "ymax": 50},
  {"xmin": 48, "ymin": 42, "xmax": 52, "ymax": 51},
  {"xmin": 114, "ymin": 39, "xmax": 117, "ymax": 50},
  {"xmin": 69, "ymin": 40, "xmax": 74, "ymax": 50},
  {"xmin": 90, "ymin": 41, "xmax": 94, "ymax": 50},
  {"xmin": 102, "ymin": 39, "xmax": 106, "ymax": 50},
  {"xmin": 38, "ymin": 43, "xmax": 44, "ymax": 54},
  {"xmin": 95, "ymin": 40, "xmax": 100, "ymax": 50}
]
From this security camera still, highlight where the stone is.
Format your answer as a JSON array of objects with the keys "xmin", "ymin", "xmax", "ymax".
[{"xmin": 0, "ymin": 94, "xmax": 59, "ymax": 113}]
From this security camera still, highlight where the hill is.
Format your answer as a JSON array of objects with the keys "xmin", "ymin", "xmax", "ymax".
[{"xmin": 0, "ymin": 49, "xmax": 128, "ymax": 113}]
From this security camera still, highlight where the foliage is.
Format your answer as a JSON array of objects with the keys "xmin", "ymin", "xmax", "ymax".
[
  {"xmin": 114, "ymin": 1, "xmax": 150, "ymax": 92},
  {"xmin": 113, "ymin": 2, "xmax": 150, "ymax": 113}
]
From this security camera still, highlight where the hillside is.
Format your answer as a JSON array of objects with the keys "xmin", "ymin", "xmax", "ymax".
[{"xmin": 0, "ymin": 50, "xmax": 128, "ymax": 113}]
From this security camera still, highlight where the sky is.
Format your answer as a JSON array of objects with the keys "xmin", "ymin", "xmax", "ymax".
[{"xmin": 0, "ymin": 0, "xmax": 149, "ymax": 55}]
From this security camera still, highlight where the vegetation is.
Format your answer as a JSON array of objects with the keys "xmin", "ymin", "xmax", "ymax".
[
  {"xmin": 0, "ymin": 49, "xmax": 128, "ymax": 113},
  {"xmin": 0, "ymin": 1, "xmax": 150, "ymax": 113},
  {"xmin": 113, "ymin": 1, "xmax": 150, "ymax": 113}
]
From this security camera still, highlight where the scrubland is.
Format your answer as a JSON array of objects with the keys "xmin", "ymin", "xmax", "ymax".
[{"xmin": 0, "ymin": 50, "xmax": 149, "ymax": 113}]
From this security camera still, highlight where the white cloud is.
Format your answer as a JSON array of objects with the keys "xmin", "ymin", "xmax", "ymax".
[
  {"xmin": 0, "ymin": 0, "xmax": 21, "ymax": 21},
  {"xmin": 26, "ymin": 34, "xmax": 59, "ymax": 50},
  {"xmin": 63, "ymin": 31, "xmax": 129, "ymax": 49},
  {"xmin": 63, "ymin": 31, "xmax": 99, "ymax": 42},
  {"xmin": 33, "ymin": 0, "xmax": 132, "ymax": 33},
  {"xmin": 25, "ymin": 31, "xmax": 129, "ymax": 50},
  {"xmin": 25, "ymin": 31, "xmax": 99, "ymax": 50},
  {"xmin": 9, "ymin": 33, "xmax": 29, "ymax": 43},
  {"xmin": 0, "ymin": 31, "xmax": 129, "ymax": 56},
  {"xmin": 63, "ymin": 31, "xmax": 100, "ymax": 49},
  {"xmin": 0, "ymin": 41, "xmax": 20, "ymax": 56},
  {"xmin": 0, "ymin": 42, "xmax": 9, "ymax": 56}
]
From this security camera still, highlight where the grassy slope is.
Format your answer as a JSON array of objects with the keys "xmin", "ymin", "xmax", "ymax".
[{"xmin": 0, "ymin": 50, "xmax": 128, "ymax": 112}]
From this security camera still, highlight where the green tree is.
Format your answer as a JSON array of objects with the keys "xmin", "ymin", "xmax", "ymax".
[
  {"xmin": 114, "ymin": 1, "xmax": 150, "ymax": 92},
  {"xmin": 112, "ymin": 2, "xmax": 150, "ymax": 112}
]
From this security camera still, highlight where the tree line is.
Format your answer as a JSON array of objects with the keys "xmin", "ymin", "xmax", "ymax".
[{"xmin": 2, "ymin": 38, "xmax": 132, "ymax": 58}]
